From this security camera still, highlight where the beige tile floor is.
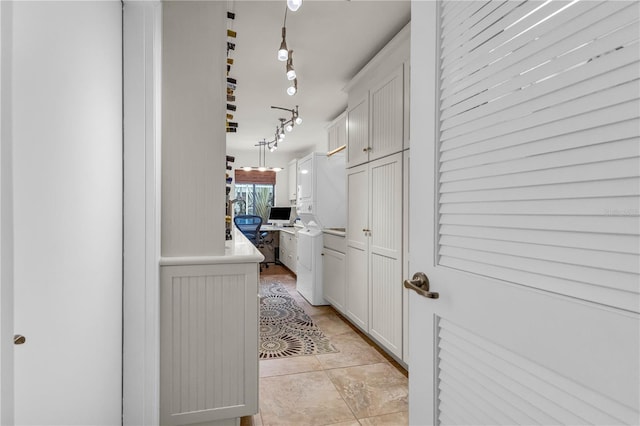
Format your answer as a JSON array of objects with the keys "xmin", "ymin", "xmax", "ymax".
[{"xmin": 248, "ymin": 266, "xmax": 409, "ymax": 426}]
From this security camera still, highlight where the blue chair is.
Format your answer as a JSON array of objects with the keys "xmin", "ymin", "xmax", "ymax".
[{"xmin": 233, "ymin": 215, "xmax": 264, "ymax": 245}]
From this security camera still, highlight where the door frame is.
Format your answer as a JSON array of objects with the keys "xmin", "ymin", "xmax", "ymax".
[
  {"xmin": 122, "ymin": 1, "xmax": 162, "ymax": 425},
  {"xmin": 0, "ymin": 2, "xmax": 163, "ymax": 423}
]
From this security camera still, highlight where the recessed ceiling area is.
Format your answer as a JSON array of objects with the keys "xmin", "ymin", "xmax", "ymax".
[{"xmin": 226, "ymin": 0, "xmax": 411, "ymax": 155}]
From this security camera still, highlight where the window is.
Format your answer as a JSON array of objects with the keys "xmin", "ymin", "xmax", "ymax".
[
  {"xmin": 234, "ymin": 183, "xmax": 274, "ymax": 221},
  {"xmin": 234, "ymin": 169, "xmax": 276, "ymax": 222}
]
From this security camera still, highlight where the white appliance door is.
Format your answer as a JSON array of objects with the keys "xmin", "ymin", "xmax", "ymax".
[
  {"xmin": 297, "ymin": 229, "xmax": 313, "ymax": 272},
  {"xmin": 296, "ymin": 155, "xmax": 314, "ymax": 205},
  {"xmin": 10, "ymin": 3, "xmax": 123, "ymax": 424},
  {"xmin": 409, "ymin": 2, "xmax": 639, "ymax": 425},
  {"xmin": 296, "ymin": 229, "xmax": 314, "ymax": 302}
]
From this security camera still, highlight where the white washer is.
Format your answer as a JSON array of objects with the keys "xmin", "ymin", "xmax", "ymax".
[{"xmin": 296, "ymin": 227, "xmax": 327, "ymax": 306}]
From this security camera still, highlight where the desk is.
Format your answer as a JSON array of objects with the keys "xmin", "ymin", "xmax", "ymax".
[
  {"xmin": 260, "ymin": 225, "xmax": 299, "ymax": 270},
  {"xmin": 257, "ymin": 227, "xmax": 278, "ymax": 265}
]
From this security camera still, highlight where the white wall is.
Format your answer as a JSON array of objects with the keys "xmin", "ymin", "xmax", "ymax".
[
  {"xmin": 10, "ymin": 2, "xmax": 122, "ymax": 424},
  {"xmin": 162, "ymin": 1, "xmax": 226, "ymax": 257}
]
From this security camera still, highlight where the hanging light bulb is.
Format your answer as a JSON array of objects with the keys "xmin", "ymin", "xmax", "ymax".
[
  {"xmin": 287, "ymin": 79, "xmax": 297, "ymax": 96},
  {"xmin": 287, "ymin": 0, "xmax": 302, "ymax": 12},
  {"xmin": 279, "ymin": 132, "xmax": 285, "ymax": 141},
  {"xmin": 287, "ymin": 85, "xmax": 296, "ymax": 96},
  {"xmin": 277, "ymin": 27, "xmax": 288, "ymax": 62},
  {"xmin": 286, "ymin": 51, "xmax": 296, "ymax": 80},
  {"xmin": 273, "ymin": 142, "xmax": 279, "ymax": 151},
  {"xmin": 295, "ymin": 115, "xmax": 302, "ymax": 125},
  {"xmin": 285, "ymin": 123, "xmax": 294, "ymax": 132},
  {"xmin": 242, "ymin": 166, "xmax": 252, "ymax": 172}
]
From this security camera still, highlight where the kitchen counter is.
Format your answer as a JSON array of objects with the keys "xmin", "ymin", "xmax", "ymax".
[
  {"xmin": 160, "ymin": 227, "xmax": 261, "ymax": 424},
  {"xmin": 160, "ymin": 228, "xmax": 264, "ymax": 266}
]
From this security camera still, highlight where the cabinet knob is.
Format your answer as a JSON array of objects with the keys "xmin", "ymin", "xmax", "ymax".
[{"xmin": 14, "ymin": 335, "xmax": 26, "ymax": 345}]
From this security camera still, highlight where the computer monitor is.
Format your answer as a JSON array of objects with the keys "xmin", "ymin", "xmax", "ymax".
[{"xmin": 268, "ymin": 206, "xmax": 293, "ymax": 227}]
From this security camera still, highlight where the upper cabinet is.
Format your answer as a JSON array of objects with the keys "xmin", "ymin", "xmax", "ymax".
[
  {"xmin": 344, "ymin": 23, "xmax": 410, "ymax": 169},
  {"xmin": 369, "ymin": 65, "xmax": 404, "ymax": 162},
  {"xmin": 327, "ymin": 111, "xmax": 347, "ymax": 154},
  {"xmin": 346, "ymin": 97, "xmax": 369, "ymax": 167},
  {"xmin": 288, "ymin": 158, "xmax": 298, "ymax": 202}
]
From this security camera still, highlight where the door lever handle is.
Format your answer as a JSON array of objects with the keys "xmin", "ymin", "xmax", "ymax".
[{"xmin": 404, "ymin": 272, "xmax": 439, "ymax": 299}]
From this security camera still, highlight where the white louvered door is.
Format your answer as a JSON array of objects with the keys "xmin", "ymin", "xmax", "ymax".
[{"xmin": 409, "ymin": 1, "xmax": 640, "ymax": 425}]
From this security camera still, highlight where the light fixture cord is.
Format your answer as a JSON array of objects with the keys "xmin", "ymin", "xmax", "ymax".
[{"xmin": 283, "ymin": 4, "xmax": 288, "ymax": 27}]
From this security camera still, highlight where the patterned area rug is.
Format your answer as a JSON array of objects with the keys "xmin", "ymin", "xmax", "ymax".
[{"xmin": 260, "ymin": 282, "xmax": 338, "ymax": 359}]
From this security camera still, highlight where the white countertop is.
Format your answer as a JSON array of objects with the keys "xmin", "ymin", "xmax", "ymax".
[
  {"xmin": 159, "ymin": 229, "xmax": 264, "ymax": 266},
  {"xmin": 262, "ymin": 224, "xmax": 302, "ymax": 235}
]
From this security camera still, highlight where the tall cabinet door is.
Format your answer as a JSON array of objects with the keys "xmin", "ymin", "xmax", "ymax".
[
  {"xmin": 368, "ymin": 153, "xmax": 403, "ymax": 358},
  {"xmin": 346, "ymin": 96, "xmax": 369, "ymax": 168},
  {"xmin": 10, "ymin": 3, "xmax": 123, "ymax": 424},
  {"xmin": 346, "ymin": 164, "xmax": 369, "ymax": 330},
  {"xmin": 369, "ymin": 65, "xmax": 404, "ymax": 162}
]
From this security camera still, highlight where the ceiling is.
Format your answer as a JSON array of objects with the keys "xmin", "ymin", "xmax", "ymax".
[{"xmin": 226, "ymin": 0, "xmax": 411, "ymax": 155}]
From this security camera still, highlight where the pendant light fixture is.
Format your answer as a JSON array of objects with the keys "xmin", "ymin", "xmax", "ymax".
[
  {"xmin": 286, "ymin": 50, "xmax": 296, "ymax": 80},
  {"xmin": 241, "ymin": 140, "xmax": 283, "ymax": 172},
  {"xmin": 277, "ymin": 27, "xmax": 288, "ymax": 62},
  {"xmin": 287, "ymin": 0, "xmax": 302, "ymax": 12},
  {"xmin": 277, "ymin": 6, "xmax": 289, "ymax": 62}
]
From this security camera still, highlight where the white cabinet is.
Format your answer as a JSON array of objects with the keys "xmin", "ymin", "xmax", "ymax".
[
  {"xmin": 288, "ymin": 158, "xmax": 297, "ymax": 202},
  {"xmin": 368, "ymin": 153, "xmax": 403, "ymax": 358},
  {"xmin": 295, "ymin": 152, "xmax": 346, "ymax": 229},
  {"xmin": 346, "ymin": 164, "xmax": 369, "ymax": 329},
  {"xmin": 346, "ymin": 97, "xmax": 369, "ymax": 168},
  {"xmin": 346, "ymin": 153, "xmax": 403, "ymax": 358},
  {"xmin": 328, "ymin": 112, "xmax": 347, "ymax": 153},
  {"xmin": 296, "ymin": 155, "xmax": 313, "ymax": 207},
  {"xmin": 279, "ymin": 230, "xmax": 297, "ymax": 273},
  {"xmin": 369, "ymin": 65, "xmax": 404, "ymax": 162},
  {"xmin": 322, "ymin": 232, "xmax": 347, "ymax": 314},
  {"xmin": 160, "ymin": 258, "xmax": 260, "ymax": 424},
  {"xmin": 346, "ymin": 66, "xmax": 405, "ymax": 169},
  {"xmin": 344, "ymin": 23, "xmax": 409, "ymax": 169}
]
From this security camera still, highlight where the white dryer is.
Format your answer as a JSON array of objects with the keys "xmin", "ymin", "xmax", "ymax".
[
  {"xmin": 295, "ymin": 152, "xmax": 346, "ymax": 306},
  {"xmin": 296, "ymin": 227, "xmax": 326, "ymax": 305}
]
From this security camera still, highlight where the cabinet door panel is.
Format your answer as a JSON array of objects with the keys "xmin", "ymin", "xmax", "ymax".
[
  {"xmin": 346, "ymin": 97, "xmax": 369, "ymax": 168},
  {"xmin": 369, "ymin": 153, "xmax": 403, "ymax": 357},
  {"xmin": 346, "ymin": 245, "xmax": 368, "ymax": 331},
  {"xmin": 369, "ymin": 252, "xmax": 402, "ymax": 357},
  {"xmin": 328, "ymin": 124, "xmax": 337, "ymax": 152},
  {"xmin": 370, "ymin": 65, "xmax": 404, "ymax": 161},
  {"xmin": 288, "ymin": 159, "xmax": 297, "ymax": 201},
  {"xmin": 369, "ymin": 153, "xmax": 402, "ymax": 257},
  {"xmin": 346, "ymin": 165, "xmax": 368, "ymax": 251},
  {"xmin": 336, "ymin": 114, "xmax": 347, "ymax": 150},
  {"xmin": 323, "ymin": 248, "xmax": 346, "ymax": 314}
]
